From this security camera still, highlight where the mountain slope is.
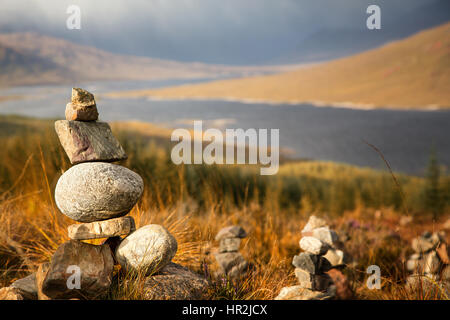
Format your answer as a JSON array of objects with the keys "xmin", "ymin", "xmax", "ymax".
[
  {"xmin": 0, "ymin": 32, "xmax": 293, "ymax": 87},
  {"xmin": 124, "ymin": 22, "xmax": 450, "ymax": 109}
]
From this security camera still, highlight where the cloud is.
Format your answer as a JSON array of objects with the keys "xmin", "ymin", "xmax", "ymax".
[{"xmin": 0, "ymin": 0, "xmax": 442, "ymax": 64}]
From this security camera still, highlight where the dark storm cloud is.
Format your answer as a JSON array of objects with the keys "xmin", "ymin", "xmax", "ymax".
[{"xmin": 0, "ymin": 0, "xmax": 443, "ymax": 64}]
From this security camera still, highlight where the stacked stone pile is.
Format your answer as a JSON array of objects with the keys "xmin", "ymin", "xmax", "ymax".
[
  {"xmin": 214, "ymin": 226, "xmax": 249, "ymax": 280},
  {"xmin": 275, "ymin": 217, "xmax": 336, "ymax": 300},
  {"xmin": 406, "ymin": 231, "xmax": 449, "ymax": 294},
  {"xmin": 301, "ymin": 215, "xmax": 347, "ymax": 267},
  {"xmin": 276, "ymin": 215, "xmax": 353, "ymax": 300},
  {"xmin": 1, "ymin": 88, "xmax": 208, "ymax": 300}
]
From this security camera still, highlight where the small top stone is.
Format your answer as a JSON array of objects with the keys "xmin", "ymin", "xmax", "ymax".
[
  {"xmin": 215, "ymin": 226, "xmax": 247, "ymax": 241},
  {"xmin": 301, "ymin": 215, "xmax": 328, "ymax": 233},
  {"xmin": 72, "ymin": 88, "xmax": 96, "ymax": 107}
]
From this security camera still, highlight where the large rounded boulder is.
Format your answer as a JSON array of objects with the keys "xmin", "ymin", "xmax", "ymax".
[
  {"xmin": 115, "ymin": 224, "xmax": 178, "ymax": 276},
  {"xmin": 55, "ymin": 162, "xmax": 144, "ymax": 222}
]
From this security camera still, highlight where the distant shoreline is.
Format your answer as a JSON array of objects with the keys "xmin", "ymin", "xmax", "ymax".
[{"xmin": 106, "ymin": 92, "xmax": 447, "ymax": 111}]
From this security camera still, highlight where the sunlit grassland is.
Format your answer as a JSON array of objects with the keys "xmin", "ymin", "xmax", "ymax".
[{"xmin": 0, "ymin": 115, "xmax": 448, "ymax": 299}]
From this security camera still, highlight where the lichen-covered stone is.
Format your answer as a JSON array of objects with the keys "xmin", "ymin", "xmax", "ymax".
[
  {"xmin": 55, "ymin": 162, "xmax": 143, "ymax": 222},
  {"xmin": 71, "ymin": 88, "xmax": 95, "ymax": 107},
  {"xmin": 68, "ymin": 216, "xmax": 136, "ymax": 240},
  {"xmin": 55, "ymin": 120, "xmax": 127, "ymax": 164},
  {"xmin": 116, "ymin": 224, "xmax": 178, "ymax": 276}
]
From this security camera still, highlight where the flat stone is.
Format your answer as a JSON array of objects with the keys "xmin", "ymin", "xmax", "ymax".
[
  {"xmin": 214, "ymin": 252, "xmax": 249, "ymax": 279},
  {"xmin": 42, "ymin": 240, "xmax": 114, "ymax": 299},
  {"xmin": 11, "ymin": 273, "xmax": 37, "ymax": 300},
  {"xmin": 219, "ymin": 237, "xmax": 241, "ymax": 253},
  {"xmin": 143, "ymin": 262, "xmax": 209, "ymax": 300},
  {"xmin": 116, "ymin": 224, "xmax": 178, "ymax": 276},
  {"xmin": 55, "ymin": 120, "xmax": 127, "ymax": 164},
  {"xmin": 36, "ymin": 263, "xmax": 51, "ymax": 300},
  {"xmin": 274, "ymin": 285, "xmax": 333, "ymax": 300},
  {"xmin": 215, "ymin": 226, "xmax": 247, "ymax": 241},
  {"xmin": 323, "ymin": 248, "xmax": 345, "ymax": 266},
  {"xmin": 292, "ymin": 252, "xmax": 332, "ymax": 274},
  {"xmin": 301, "ymin": 215, "xmax": 328, "ymax": 233},
  {"xmin": 294, "ymin": 268, "xmax": 332, "ymax": 291},
  {"xmin": 65, "ymin": 102, "xmax": 99, "ymax": 121},
  {"xmin": 68, "ymin": 216, "xmax": 136, "ymax": 240},
  {"xmin": 55, "ymin": 162, "xmax": 143, "ymax": 222},
  {"xmin": 71, "ymin": 88, "xmax": 95, "ymax": 107},
  {"xmin": 0, "ymin": 287, "xmax": 24, "ymax": 300},
  {"xmin": 300, "ymin": 236, "xmax": 329, "ymax": 255},
  {"xmin": 312, "ymin": 227, "xmax": 339, "ymax": 246}
]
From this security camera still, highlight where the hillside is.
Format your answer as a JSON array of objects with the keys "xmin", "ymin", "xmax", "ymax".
[
  {"xmin": 0, "ymin": 32, "xmax": 294, "ymax": 87},
  {"xmin": 116, "ymin": 22, "xmax": 450, "ymax": 109}
]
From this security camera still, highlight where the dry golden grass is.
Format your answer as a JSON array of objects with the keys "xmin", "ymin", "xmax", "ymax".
[
  {"xmin": 0, "ymin": 116, "xmax": 448, "ymax": 300},
  {"xmin": 114, "ymin": 22, "xmax": 450, "ymax": 109}
]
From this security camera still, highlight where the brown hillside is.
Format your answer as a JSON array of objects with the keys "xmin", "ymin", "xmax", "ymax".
[{"xmin": 124, "ymin": 22, "xmax": 450, "ymax": 109}]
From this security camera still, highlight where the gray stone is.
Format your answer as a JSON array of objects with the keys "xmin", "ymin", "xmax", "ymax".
[
  {"xmin": 274, "ymin": 285, "xmax": 333, "ymax": 300},
  {"xmin": 55, "ymin": 162, "xmax": 143, "ymax": 222},
  {"xmin": 42, "ymin": 240, "xmax": 114, "ymax": 299},
  {"xmin": 424, "ymin": 251, "xmax": 441, "ymax": 274},
  {"xmin": 71, "ymin": 88, "xmax": 95, "ymax": 107},
  {"xmin": 116, "ymin": 224, "xmax": 178, "ymax": 276},
  {"xmin": 11, "ymin": 273, "xmax": 37, "ymax": 300},
  {"xmin": 301, "ymin": 215, "xmax": 328, "ymax": 233},
  {"xmin": 312, "ymin": 227, "xmax": 339, "ymax": 246},
  {"xmin": 323, "ymin": 248, "xmax": 345, "ymax": 266},
  {"xmin": 215, "ymin": 226, "xmax": 247, "ymax": 241},
  {"xmin": 68, "ymin": 216, "xmax": 136, "ymax": 240},
  {"xmin": 143, "ymin": 263, "xmax": 209, "ymax": 300},
  {"xmin": 292, "ymin": 252, "xmax": 332, "ymax": 274},
  {"xmin": 412, "ymin": 232, "xmax": 444, "ymax": 253},
  {"xmin": 219, "ymin": 237, "xmax": 241, "ymax": 253},
  {"xmin": 65, "ymin": 102, "xmax": 99, "ymax": 121},
  {"xmin": 294, "ymin": 268, "xmax": 333, "ymax": 291},
  {"xmin": 55, "ymin": 120, "xmax": 127, "ymax": 164},
  {"xmin": 300, "ymin": 236, "xmax": 329, "ymax": 255},
  {"xmin": 214, "ymin": 252, "xmax": 248, "ymax": 279}
]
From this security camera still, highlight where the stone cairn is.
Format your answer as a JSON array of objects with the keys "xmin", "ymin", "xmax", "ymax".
[
  {"xmin": 1, "ymin": 88, "xmax": 191, "ymax": 300},
  {"xmin": 214, "ymin": 226, "xmax": 249, "ymax": 280},
  {"xmin": 276, "ymin": 215, "xmax": 346, "ymax": 300},
  {"xmin": 406, "ymin": 230, "xmax": 449, "ymax": 295}
]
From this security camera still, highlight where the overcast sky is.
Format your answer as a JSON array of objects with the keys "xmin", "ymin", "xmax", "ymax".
[{"xmin": 0, "ymin": 0, "xmax": 444, "ymax": 64}]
